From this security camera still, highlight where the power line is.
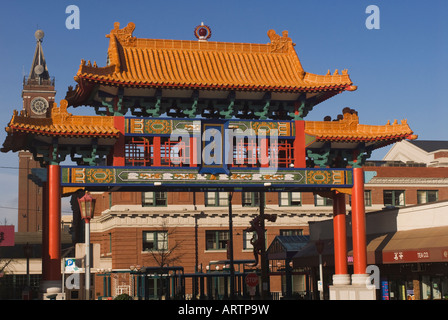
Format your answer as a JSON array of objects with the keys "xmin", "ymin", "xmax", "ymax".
[
  {"xmin": 0, "ymin": 166, "xmax": 36, "ymax": 170},
  {"xmin": 0, "ymin": 205, "xmax": 73, "ymax": 214}
]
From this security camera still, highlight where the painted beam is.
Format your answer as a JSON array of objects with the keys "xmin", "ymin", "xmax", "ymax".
[{"xmin": 60, "ymin": 166, "xmax": 353, "ymax": 189}]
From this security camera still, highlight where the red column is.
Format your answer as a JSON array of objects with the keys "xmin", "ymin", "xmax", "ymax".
[
  {"xmin": 190, "ymin": 137, "xmax": 197, "ymax": 167},
  {"xmin": 351, "ymin": 167, "xmax": 367, "ymax": 275},
  {"xmin": 293, "ymin": 120, "xmax": 306, "ymax": 168},
  {"xmin": 260, "ymin": 138, "xmax": 269, "ymax": 168},
  {"xmin": 46, "ymin": 164, "xmax": 61, "ymax": 282},
  {"xmin": 333, "ymin": 192, "xmax": 348, "ymax": 275},
  {"xmin": 153, "ymin": 136, "xmax": 161, "ymax": 166},
  {"xmin": 113, "ymin": 116, "xmax": 125, "ymax": 166}
]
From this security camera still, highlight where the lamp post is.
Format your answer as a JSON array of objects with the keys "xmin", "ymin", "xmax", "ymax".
[
  {"xmin": 227, "ymin": 192, "xmax": 235, "ymax": 299},
  {"xmin": 316, "ymin": 240, "xmax": 325, "ymax": 300},
  {"xmin": 78, "ymin": 192, "xmax": 95, "ymax": 300},
  {"xmin": 259, "ymin": 191, "xmax": 270, "ymax": 300},
  {"xmin": 23, "ymin": 242, "xmax": 32, "ymax": 300},
  {"xmin": 194, "ymin": 211, "xmax": 206, "ymax": 299}
]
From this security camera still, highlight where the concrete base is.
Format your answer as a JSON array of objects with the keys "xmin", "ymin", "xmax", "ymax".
[
  {"xmin": 39, "ymin": 280, "xmax": 64, "ymax": 300},
  {"xmin": 42, "ymin": 292, "xmax": 66, "ymax": 300},
  {"xmin": 329, "ymin": 274, "xmax": 376, "ymax": 300},
  {"xmin": 329, "ymin": 285, "xmax": 376, "ymax": 300},
  {"xmin": 351, "ymin": 273, "xmax": 370, "ymax": 286},
  {"xmin": 332, "ymin": 274, "xmax": 351, "ymax": 286}
]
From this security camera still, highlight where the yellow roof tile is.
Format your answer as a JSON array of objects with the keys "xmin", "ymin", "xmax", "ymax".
[
  {"xmin": 74, "ymin": 22, "xmax": 354, "ymax": 93},
  {"xmin": 305, "ymin": 108, "xmax": 417, "ymax": 143},
  {"xmin": 5, "ymin": 100, "xmax": 119, "ymax": 138}
]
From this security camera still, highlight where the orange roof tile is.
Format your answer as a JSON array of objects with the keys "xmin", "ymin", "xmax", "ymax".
[
  {"xmin": 74, "ymin": 22, "xmax": 355, "ymax": 93},
  {"xmin": 5, "ymin": 100, "xmax": 120, "ymax": 138},
  {"xmin": 305, "ymin": 108, "xmax": 417, "ymax": 143}
]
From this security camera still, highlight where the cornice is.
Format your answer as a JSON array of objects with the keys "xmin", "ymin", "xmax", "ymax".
[{"xmin": 368, "ymin": 176, "xmax": 448, "ymax": 186}]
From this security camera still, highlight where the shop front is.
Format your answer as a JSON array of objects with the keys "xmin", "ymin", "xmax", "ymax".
[
  {"xmin": 293, "ymin": 212, "xmax": 448, "ymax": 300},
  {"xmin": 378, "ymin": 263, "xmax": 448, "ymax": 300},
  {"xmin": 353, "ymin": 225, "xmax": 448, "ymax": 300}
]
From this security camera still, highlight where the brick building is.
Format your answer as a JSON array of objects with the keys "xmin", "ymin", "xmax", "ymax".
[{"xmin": 85, "ymin": 161, "xmax": 448, "ymax": 299}]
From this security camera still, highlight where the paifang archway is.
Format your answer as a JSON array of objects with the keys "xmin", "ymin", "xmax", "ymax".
[{"xmin": 2, "ymin": 22, "xmax": 416, "ymax": 299}]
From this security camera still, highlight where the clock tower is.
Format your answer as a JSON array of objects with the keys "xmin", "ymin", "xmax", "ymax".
[
  {"xmin": 18, "ymin": 30, "xmax": 56, "ymax": 232},
  {"xmin": 22, "ymin": 29, "xmax": 56, "ymax": 118}
]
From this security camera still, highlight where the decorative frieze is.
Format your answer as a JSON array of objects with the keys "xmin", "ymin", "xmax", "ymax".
[{"xmin": 61, "ymin": 166, "xmax": 353, "ymax": 189}]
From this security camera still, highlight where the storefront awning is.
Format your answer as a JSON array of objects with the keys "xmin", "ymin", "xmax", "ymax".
[
  {"xmin": 293, "ymin": 226, "xmax": 448, "ymax": 268},
  {"xmin": 365, "ymin": 226, "xmax": 448, "ymax": 264}
]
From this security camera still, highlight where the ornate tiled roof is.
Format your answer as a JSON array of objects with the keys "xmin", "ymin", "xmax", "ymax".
[
  {"xmin": 72, "ymin": 22, "xmax": 355, "ymax": 94},
  {"xmin": 4, "ymin": 100, "xmax": 119, "ymax": 138},
  {"xmin": 305, "ymin": 108, "xmax": 417, "ymax": 143}
]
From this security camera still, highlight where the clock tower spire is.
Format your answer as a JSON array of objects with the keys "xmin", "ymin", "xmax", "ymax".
[
  {"xmin": 18, "ymin": 29, "xmax": 57, "ymax": 233},
  {"xmin": 22, "ymin": 29, "xmax": 56, "ymax": 118}
]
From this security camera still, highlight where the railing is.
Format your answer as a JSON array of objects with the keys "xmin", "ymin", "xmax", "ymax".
[{"xmin": 23, "ymin": 76, "xmax": 55, "ymax": 87}]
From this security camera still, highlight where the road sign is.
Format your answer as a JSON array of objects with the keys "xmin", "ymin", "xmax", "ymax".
[
  {"xmin": 245, "ymin": 273, "xmax": 259, "ymax": 287},
  {"xmin": 65, "ymin": 258, "xmax": 79, "ymax": 272}
]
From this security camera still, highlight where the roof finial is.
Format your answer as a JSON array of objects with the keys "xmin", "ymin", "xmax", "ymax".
[
  {"xmin": 35, "ymin": 29, "xmax": 44, "ymax": 42},
  {"xmin": 194, "ymin": 23, "xmax": 212, "ymax": 41}
]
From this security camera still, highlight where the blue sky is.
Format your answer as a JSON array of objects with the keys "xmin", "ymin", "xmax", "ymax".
[{"xmin": 0, "ymin": 0, "xmax": 447, "ymax": 228}]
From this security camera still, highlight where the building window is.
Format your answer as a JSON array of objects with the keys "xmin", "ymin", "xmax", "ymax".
[
  {"xmin": 364, "ymin": 190, "xmax": 372, "ymax": 206},
  {"xmin": 108, "ymin": 232, "xmax": 112, "ymax": 253},
  {"xmin": 205, "ymin": 192, "xmax": 228, "ymax": 207},
  {"xmin": 417, "ymin": 190, "xmax": 438, "ymax": 204},
  {"xmin": 243, "ymin": 230, "xmax": 266, "ymax": 250},
  {"xmin": 383, "ymin": 190, "xmax": 405, "ymax": 207},
  {"xmin": 314, "ymin": 194, "xmax": 333, "ymax": 206},
  {"xmin": 279, "ymin": 192, "xmax": 302, "ymax": 206},
  {"xmin": 243, "ymin": 230, "xmax": 256, "ymax": 250},
  {"xmin": 143, "ymin": 231, "xmax": 168, "ymax": 251},
  {"xmin": 142, "ymin": 192, "xmax": 167, "ymax": 207},
  {"xmin": 206, "ymin": 230, "xmax": 229, "ymax": 250},
  {"xmin": 280, "ymin": 229, "xmax": 303, "ymax": 236},
  {"xmin": 242, "ymin": 192, "xmax": 260, "ymax": 207},
  {"xmin": 349, "ymin": 190, "xmax": 372, "ymax": 207}
]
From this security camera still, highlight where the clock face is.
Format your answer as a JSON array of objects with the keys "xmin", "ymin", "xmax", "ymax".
[{"xmin": 30, "ymin": 97, "xmax": 49, "ymax": 115}]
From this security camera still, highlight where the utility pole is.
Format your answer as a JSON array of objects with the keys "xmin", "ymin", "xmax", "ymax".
[
  {"xmin": 259, "ymin": 191, "xmax": 270, "ymax": 299},
  {"xmin": 228, "ymin": 192, "xmax": 235, "ymax": 299}
]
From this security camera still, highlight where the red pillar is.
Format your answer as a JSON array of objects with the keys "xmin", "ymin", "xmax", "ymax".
[
  {"xmin": 153, "ymin": 136, "xmax": 161, "ymax": 166},
  {"xmin": 293, "ymin": 120, "xmax": 306, "ymax": 168},
  {"xmin": 333, "ymin": 192, "xmax": 348, "ymax": 275},
  {"xmin": 260, "ymin": 138, "xmax": 269, "ymax": 168},
  {"xmin": 113, "ymin": 116, "xmax": 125, "ymax": 166},
  {"xmin": 351, "ymin": 167, "xmax": 367, "ymax": 275},
  {"xmin": 190, "ymin": 137, "xmax": 197, "ymax": 166},
  {"xmin": 45, "ymin": 164, "xmax": 61, "ymax": 283}
]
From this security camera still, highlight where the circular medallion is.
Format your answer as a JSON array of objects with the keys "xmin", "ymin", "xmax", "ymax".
[
  {"xmin": 31, "ymin": 97, "xmax": 49, "ymax": 115},
  {"xmin": 194, "ymin": 23, "xmax": 212, "ymax": 41}
]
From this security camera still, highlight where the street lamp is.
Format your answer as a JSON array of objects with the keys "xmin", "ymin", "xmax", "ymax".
[
  {"xmin": 78, "ymin": 192, "xmax": 95, "ymax": 300},
  {"xmin": 227, "ymin": 192, "xmax": 235, "ymax": 299},
  {"xmin": 23, "ymin": 242, "xmax": 32, "ymax": 300},
  {"xmin": 315, "ymin": 240, "xmax": 325, "ymax": 300}
]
